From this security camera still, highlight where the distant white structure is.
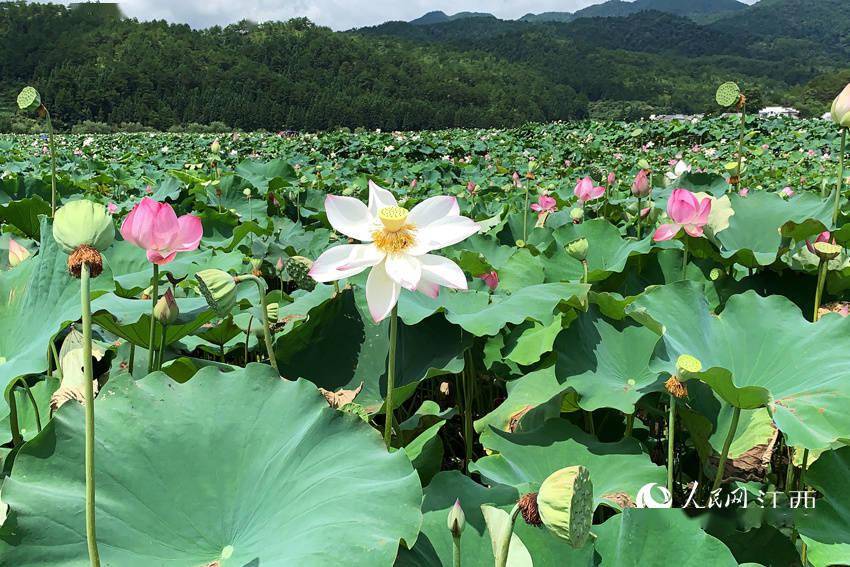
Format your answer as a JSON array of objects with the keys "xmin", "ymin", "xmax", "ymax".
[
  {"xmin": 650, "ymin": 114, "xmax": 704, "ymax": 122},
  {"xmin": 758, "ymin": 106, "xmax": 800, "ymax": 118}
]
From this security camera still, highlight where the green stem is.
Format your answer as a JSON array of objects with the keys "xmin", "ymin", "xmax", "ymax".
[
  {"xmin": 668, "ymin": 395, "xmax": 676, "ymax": 494},
  {"xmin": 581, "ymin": 260, "xmax": 588, "ymax": 284},
  {"xmin": 495, "ymin": 504, "xmax": 521, "ymax": 567},
  {"xmin": 682, "ymin": 239, "xmax": 689, "ymax": 280},
  {"xmin": 452, "ymin": 535, "xmax": 461, "ymax": 567},
  {"xmin": 147, "ymin": 264, "xmax": 159, "ymax": 372},
  {"xmin": 636, "ymin": 196, "xmax": 643, "ymax": 239},
  {"xmin": 584, "ymin": 410, "xmax": 595, "ymax": 435},
  {"xmin": 80, "ymin": 263, "xmax": 102, "ymax": 567},
  {"xmin": 522, "ymin": 186, "xmax": 529, "ymax": 242},
  {"xmin": 7, "ymin": 386, "xmax": 22, "ymax": 446},
  {"xmin": 235, "ymin": 275, "xmax": 278, "ymax": 373},
  {"xmin": 383, "ymin": 305, "xmax": 399, "ymax": 448},
  {"xmin": 833, "ymin": 128, "xmax": 846, "ymax": 226},
  {"xmin": 50, "ymin": 339, "xmax": 61, "ymax": 379},
  {"xmin": 736, "ymin": 104, "xmax": 746, "ymax": 191},
  {"xmin": 45, "ymin": 108, "xmax": 57, "ymax": 217},
  {"xmin": 784, "ymin": 444, "xmax": 796, "ymax": 494},
  {"xmin": 813, "ymin": 259, "xmax": 828, "ymax": 322},
  {"xmin": 128, "ymin": 343, "xmax": 135, "ymax": 377},
  {"xmin": 462, "ymin": 349, "xmax": 475, "ymax": 472},
  {"xmin": 156, "ymin": 324, "xmax": 167, "ymax": 372},
  {"xmin": 245, "ymin": 316, "xmax": 253, "ymax": 367},
  {"xmin": 18, "ymin": 378, "xmax": 43, "ymax": 432},
  {"xmin": 712, "ymin": 406, "xmax": 741, "ymax": 492},
  {"xmin": 625, "ymin": 413, "xmax": 634, "ymax": 437},
  {"xmin": 800, "ymin": 449, "xmax": 810, "ymax": 490}
]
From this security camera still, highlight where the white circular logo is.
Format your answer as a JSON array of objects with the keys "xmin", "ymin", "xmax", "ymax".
[{"xmin": 636, "ymin": 483, "xmax": 673, "ymax": 508}]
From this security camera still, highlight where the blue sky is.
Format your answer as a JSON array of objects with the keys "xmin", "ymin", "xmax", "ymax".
[{"xmin": 52, "ymin": 0, "xmax": 758, "ymax": 30}]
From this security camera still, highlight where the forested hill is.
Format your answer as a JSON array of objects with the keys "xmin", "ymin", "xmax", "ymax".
[{"xmin": 1, "ymin": 0, "xmax": 849, "ymax": 132}]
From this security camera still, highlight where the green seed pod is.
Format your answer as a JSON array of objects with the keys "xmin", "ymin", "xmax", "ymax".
[
  {"xmin": 676, "ymin": 354, "xmax": 702, "ymax": 381},
  {"xmin": 286, "ymin": 256, "xmax": 316, "ymax": 291},
  {"xmin": 195, "ymin": 269, "xmax": 237, "ymax": 316},
  {"xmin": 17, "ymin": 86, "xmax": 41, "ymax": 111},
  {"xmin": 53, "ymin": 200, "xmax": 115, "ymax": 254},
  {"xmin": 566, "ymin": 238, "xmax": 589, "ymax": 262},
  {"xmin": 535, "ymin": 466, "xmax": 593, "ymax": 548},
  {"xmin": 570, "ymin": 207, "xmax": 584, "ymax": 222},
  {"xmin": 715, "ymin": 82, "xmax": 741, "ymax": 107},
  {"xmin": 814, "ymin": 241, "xmax": 842, "ymax": 261}
]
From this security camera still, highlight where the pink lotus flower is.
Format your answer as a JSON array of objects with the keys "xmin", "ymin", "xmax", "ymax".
[
  {"xmin": 738, "ymin": 187, "xmax": 749, "ymax": 197},
  {"xmin": 781, "ymin": 187, "xmax": 795, "ymax": 198},
  {"xmin": 574, "ymin": 177, "xmax": 605, "ymax": 203},
  {"xmin": 107, "ymin": 202, "xmax": 118, "ymax": 214},
  {"xmin": 8, "ymin": 238, "xmax": 30, "ymax": 267},
  {"xmin": 607, "ymin": 172, "xmax": 616, "ymax": 186},
  {"xmin": 467, "ymin": 181, "xmax": 478, "ymax": 195},
  {"xmin": 632, "ymin": 170, "xmax": 651, "ymax": 197},
  {"xmin": 653, "ymin": 189, "xmax": 711, "ymax": 241},
  {"xmin": 512, "ymin": 172, "xmax": 522, "ymax": 187},
  {"xmin": 120, "ymin": 197, "xmax": 202, "ymax": 265},
  {"xmin": 530, "ymin": 195, "xmax": 557, "ymax": 214},
  {"xmin": 478, "ymin": 271, "xmax": 499, "ymax": 291},
  {"xmin": 806, "ymin": 231, "xmax": 835, "ymax": 254}
]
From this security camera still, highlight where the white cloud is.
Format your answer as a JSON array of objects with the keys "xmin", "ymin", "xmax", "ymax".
[{"xmin": 53, "ymin": 0, "xmax": 759, "ymax": 31}]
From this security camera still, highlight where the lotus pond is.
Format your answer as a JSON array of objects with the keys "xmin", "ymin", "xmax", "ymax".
[{"xmin": 1, "ymin": 108, "xmax": 850, "ymax": 566}]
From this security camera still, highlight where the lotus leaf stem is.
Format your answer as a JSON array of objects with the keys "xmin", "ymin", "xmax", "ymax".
[
  {"xmin": 147, "ymin": 263, "xmax": 159, "ymax": 372},
  {"xmin": 833, "ymin": 128, "xmax": 846, "ymax": 226},
  {"xmin": 668, "ymin": 395, "xmax": 676, "ymax": 495},
  {"xmin": 81, "ymin": 263, "xmax": 102, "ymax": 567},
  {"xmin": 495, "ymin": 504, "xmax": 521, "ymax": 567},
  {"xmin": 712, "ymin": 406, "xmax": 741, "ymax": 492},
  {"xmin": 383, "ymin": 304, "xmax": 398, "ymax": 448},
  {"xmin": 235, "ymin": 275, "xmax": 279, "ymax": 373}
]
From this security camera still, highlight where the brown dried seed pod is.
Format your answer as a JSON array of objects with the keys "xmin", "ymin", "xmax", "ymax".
[
  {"xmin": 518, "ymin": 492, "xmax": 542, "ymax": 526},
  {"xmin": 67, "ymin": 245, "xmax": 104, "ymax": 279}
]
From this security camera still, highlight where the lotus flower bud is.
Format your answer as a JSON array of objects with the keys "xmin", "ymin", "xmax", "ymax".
[
  {"xmin": 8, "ymin": 238, "xmax": 30, "ymax": 267},
  {"xmin": 528, "ymin": 466, "xmax": 593, "ymax": 548},
  {"xmin": 195, "ymin": 269, "xmax": 237, "ymax": 316},
  {"xmin": 210, "ymin": 138, "xmax": 221, "ymax": 153},
  {"xmin": 447, "ymin": 499, "xmax": 465, "ymax": 537},
  {"xmin": 566, "ymin": 238, "xmax": 589, "ymax": 262},
  {"xmin": 631, "ymin": 170, "xmax": 651, "ymax": 197},
  {"xmin": 53, "ymin": 200, "xmax": 115, "ymax": 278},
  {"xmin": 243, "ymin": 188, "xmax": 252, "ymax": 197},
  {"xmin": 570, "ymin": 207, "xmax": 584, "ymax": 223},
  {"xmin": 153, "ymin": 288, "xmax": 179, "ymax": 325},
  {"xmin": 16, "ymin": 86, "xmax": 41, "ymax": 111},
  {"xmin": 250, "ymin": 257, "xmax": 263, "ymax": 276},
  {"xmin": 831, "ymin": 84, "xmax": 850, "ymax": 128},
  {"xmin": 286, "ymin": 256, "xmax": 316, "ymax": 291},
  {"xmin": 607, "ymin": 172, "xmax": 616, "ymax": 186}
]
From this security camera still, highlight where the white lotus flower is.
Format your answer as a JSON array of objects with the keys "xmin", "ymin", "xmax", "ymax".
[
  {"xmin": 310, "ymin": 181, "xmax": 480, "ymax": 322},
  {"xmin": 665, "ymin": 160, "xmax": 691, "ymax": 180}
]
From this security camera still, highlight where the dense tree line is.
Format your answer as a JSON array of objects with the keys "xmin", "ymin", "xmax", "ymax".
[
  {"xmin": 1, "ymin": 0, "xmax": 848, "ymax": 131},
  {"xmin": 0, "ymin": 2, "xmax": 586, "ymax": 131}
]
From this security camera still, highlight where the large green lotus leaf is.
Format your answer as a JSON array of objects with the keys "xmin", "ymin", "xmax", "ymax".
[
  {"xmin": 396, "ymin": 471, "xmax": 593, "ymax": 567},
  {"xmin": 627, "ymin": 281, "xmax": 850, "ymax": 449},
  {"xmin": 711, "ymin": 192, "xmax": 831, "ymax": 267},
  {"xmin": 470, "ymin": 418, "xmax": 664, "ymax": 510},
  {"xmin": 543, "ymin": 219, "xmax": 653, "ymax": 283},
  {"xmin": 276, "ymin": 289, "xmax": 469, "ymax": 412},
  {"xmin": 795, "ymin": 446, "xmax": 850, "ymax": 567},
  {"xmin": 474, "ymin": 365, "xmax": 568, "ymax": 440},
  {"xmin": 503, "ymin": 314, "xmax": 567, "ymax": 366},
  {"xmin": 398, "ymin": 283, "xmax": 589, "ymax": 337},
  {"xmin": 0, "ymin": 196, "xmax": 52, "ymax": 239},
  {"xmin": 236, "ymin": 158, "xmax": 296, "ymax": 193},
  {"xmin": 0, "ymin": 376, "xmax": 58, "ymax": 445},
  {"xmin": 92, "ymin": 294, "xmax": 214, "ymax": 348},
  {"xmin": 0, "ymin": 365, "xmax": 423, "ymax": 565},
  {"xmin": 103, "ymin": 240, "xmax": 215, "ymax": 294},
  {"xmin": 208, "ymin": 174, "xmax": 267, "ymax": 220},
  {"xmin": 0, "ymin": 217, "xmax": 111, "ymax": 390},
  {"xmin": 496, "ymin": 248, "xmax": 545, "ymax": 293},
  {"xmin": 554, "ymin": 307, "xmax": 662, "ymax": 413},
  {"xmin": 594, "ymin": 509, "xmax": 737, "ymax": 566}
]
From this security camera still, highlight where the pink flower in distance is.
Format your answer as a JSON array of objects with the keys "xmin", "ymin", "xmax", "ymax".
[
  {"xmin": 120, "ymin": 197, "xmax": 202, "ymax": 265},
  {"xmin": 530, "ymin": 195, "xmax": 557, "ymax": 214},
  {"xmin": 781, "ymin": 187, "xmax": 795, "ymax": 198},
  {"xmin": 574, "ymin": 177, "xmax": 605, "ymax": 203},
  {"xmin": 806, "ymin": 231, "xmax": 835, "ymax": 255},
  {"xmin": 478, "ymin": 271, "xmax": 499, "ymax": 290},
  {"xmin": 607, "ymin": 172, "xmax": 616, "ymax": 186},
  {"xmin": 107, "ymin": 202, "xmax": 118, "ymax": 214},
  {"xmin": 738, "ymin": 187, "xmax": 749, "ymax": 197},
  {"xmin": 653, "ymin": 189, "xmax": 711, "ymax": 241}
]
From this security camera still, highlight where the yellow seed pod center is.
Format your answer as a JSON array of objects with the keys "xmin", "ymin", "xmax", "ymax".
[
  {"xmin": 379, "ymin": 206, "xmax": 410, "ymax": 232},
  {"xmin": 676, "ymin": 354, "xmax": 702, "ymax": 374}
]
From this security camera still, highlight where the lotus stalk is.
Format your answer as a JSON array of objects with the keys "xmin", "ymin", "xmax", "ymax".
[
  {"xmin": 495, "ymin": 504, "xmax": 521, "ymax": 567},
  {"xmin": 830, "ymin": 84, "xmax": 850, "ymax": 224},
  {"xmin": 53, "ymin": 200, "xmax": 114, "ymax": 567},
  {"xmin": 383, "ymin": 305, "xmax": 399, "ymax": 447},
  {"xmin": 234, "ymin": 274, "xmax": 279, "ymax": 374},
  {"xmin": 17, "ymin": 87, "xmax": 58, "ymax": 216},
  {"xmin": 148, "ymin": 264, "xmax": 159, "ymax": 371},
  {"xmin": 712, "ymin": 406, "xmax": 741, "ymax": 492},
  {"xmin": 808, "ymin": 233, "xmax": 841, "ymax": 321}
]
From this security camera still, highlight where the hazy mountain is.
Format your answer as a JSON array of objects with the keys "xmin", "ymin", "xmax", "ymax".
[
  {"xmin": 519, "ymin": 0, "xmax": 748, "ymax": 23},
  {"xmin": 409, "ymin": 11, "xmax": 496, "ymax": 26}
]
